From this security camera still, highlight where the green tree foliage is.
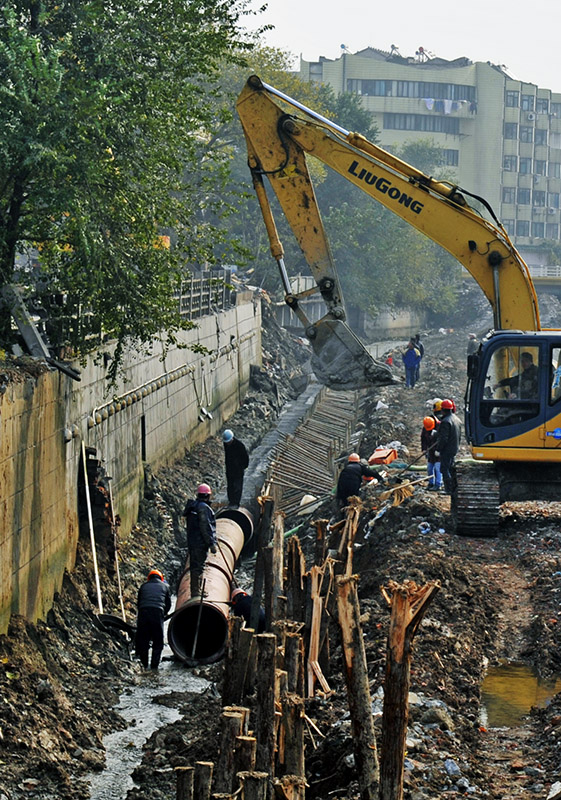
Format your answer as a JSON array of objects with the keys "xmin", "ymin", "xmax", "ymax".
[{"xmin": 0, "ymin": 0, "xmax": 256, "ymax": 369}]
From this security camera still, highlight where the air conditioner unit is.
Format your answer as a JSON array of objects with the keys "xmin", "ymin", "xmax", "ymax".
[
  {"xmin": 527, "ymin": 112, "xmax": 537, "ymax": 121},
  {"xmin": 548, "ymin": 207, "xmax": 557, "ymax": 214}
]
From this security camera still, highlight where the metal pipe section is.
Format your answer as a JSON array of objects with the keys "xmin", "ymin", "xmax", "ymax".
[{"xmin": 167, "ymin": 507, "xmax": 253, "ymax": 666}]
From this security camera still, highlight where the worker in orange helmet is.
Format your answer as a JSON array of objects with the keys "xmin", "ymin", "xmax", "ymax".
[
  {"xmin": 135, "ymin": 569, "xmax": 171, "ymax": 670},
  {"xmin": 421, "ymin": 416, "xmax": 441, "ymax": 491},
  {"xmin": 230, "ymin": 587, "xmax": 266, "ymax": 633},
  {"xmin": 336, "ymin": 452, "xmax": 385, "ymax": 511}
]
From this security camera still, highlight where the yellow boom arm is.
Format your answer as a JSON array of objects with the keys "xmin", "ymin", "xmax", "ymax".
[{"xmin": 237, "ymin": 76, "xmax": 540, "ymax": 336}]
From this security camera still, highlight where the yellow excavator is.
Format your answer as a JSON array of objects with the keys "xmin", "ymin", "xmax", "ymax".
[{"xmin": 237, "ymin": 75, "xmax": 561, "ymax": 535}]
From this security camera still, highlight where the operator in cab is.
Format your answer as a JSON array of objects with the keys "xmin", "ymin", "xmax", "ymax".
[{"xmin": 493, "ymin": 351, "xmax": 539, "ymax": 399}]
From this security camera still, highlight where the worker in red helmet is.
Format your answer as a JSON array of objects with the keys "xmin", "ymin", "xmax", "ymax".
[
  {"xmin": 230, "ymin": 587, "xmax": 266, "ymax": 633},
  {"xmin": 435, "ymin": 399, "xmax": 461, "ymax": 494},
  {"xmin": 182, "ymin": 483, "xmax": 218, "ymax": 597},
  {"xmin": 421, "ymin": 417, "xmax": 441, "ymax": 490},
  {"xmin": 336, "ymin": 452, "xmax": 385, "ymax": 511},
  {"xmin": 135, "ymin": 568, "xmax": 171, "ymax": 670}
]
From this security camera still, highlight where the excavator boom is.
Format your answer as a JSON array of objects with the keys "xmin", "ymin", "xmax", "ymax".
[{"xmin": 236, "ymin": 76, "xmax": 540, "ymax": 344}]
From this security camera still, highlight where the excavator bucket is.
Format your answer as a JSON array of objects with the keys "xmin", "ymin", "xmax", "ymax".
[{"xmin": 308, "ymin": 318, "xmax": 396, "ymax": 390}]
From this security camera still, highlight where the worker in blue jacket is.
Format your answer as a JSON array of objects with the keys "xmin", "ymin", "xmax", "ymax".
[
  {"xmin": 182, "ymin": 483, "xmax": 217, "ymax": 597},
  {"xmin": 402, "ymin": 340, "xmax": 421, "ymax": 388}
]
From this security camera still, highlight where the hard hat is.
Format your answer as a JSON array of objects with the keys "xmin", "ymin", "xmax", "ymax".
[
  {"xmin": 348, "ymin": 453, "xmax": 361, "ymax": 462},
  {"xmin": 423, "ymin": 416, "xmax": 436, "ymax": 430},
  {"xmin": 222, "ymin": 429, "xmax": 234, "ymax": 443},
  {"xmin": 441, "ymin": 399, "xmax": 454, "ymax": 410},
  {"xmin": 432, "ymin": 398, "xmax": 442, "ymax": 411},
  {"xmin": 197, "ymin": 483, "xmax": 212, "ymax": 495},
  {"xmin": 469, "ymin": 333, "xmax": 477, "ymax": 338},
  {"xmin": 147, "ymin": 569, "xmax": 164, "ymax": 581},
  {"xmin": 231, "ymin": 588, "xmax": 247, "ymax": 600}
]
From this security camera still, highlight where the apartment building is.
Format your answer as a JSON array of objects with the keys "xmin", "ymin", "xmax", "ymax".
[{"xmin": 299, "ymin": 47, "xmax": 561, "ymax": 262}]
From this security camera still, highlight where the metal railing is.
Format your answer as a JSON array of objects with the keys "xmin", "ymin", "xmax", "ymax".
[{"xmin": 175, "ymin": 268, "xmax": 234, "ymax": 320}]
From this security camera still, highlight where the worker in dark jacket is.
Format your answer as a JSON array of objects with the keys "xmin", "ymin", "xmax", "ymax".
[
  {"xmin": 135, "ymin": 569, "xmax": 171, "ymax": 670},
  {"xmin": 336, "ymin": 453, "xmax": 385, "ymax": 510},
  {"xmin": 435, "ymin": 399, "xmax": 462, "ymax": 494},
  {"xmin": 182, "ymin": 483, "xmax": 217, "ymax": 597},
  {"xmin": 230, "ymin": 587, "xmax": 266, "ymax": 633},
  {"xmin": 223, "ymin": 429, "xmax": 249, "ymax": 508}
]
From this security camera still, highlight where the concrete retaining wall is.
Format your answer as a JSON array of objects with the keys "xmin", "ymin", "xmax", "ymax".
[{"xmin": 0, "ymin": 295, "xmax": 261, "ymax": 635}]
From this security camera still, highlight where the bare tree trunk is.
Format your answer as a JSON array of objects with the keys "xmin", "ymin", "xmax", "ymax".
[{"xmin": 336, "ymin": 575, "xmax": 379, "ymax": 800}]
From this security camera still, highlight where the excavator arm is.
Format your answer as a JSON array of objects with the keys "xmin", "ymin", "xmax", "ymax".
[{"xmin": 236, "ymin": 76, "xmax": 540, "ymax": 388}]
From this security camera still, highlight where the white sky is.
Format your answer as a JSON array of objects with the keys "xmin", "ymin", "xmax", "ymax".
[{"xmin": 247, "ymin": 0, "xmax": 561, "ymax": 93}]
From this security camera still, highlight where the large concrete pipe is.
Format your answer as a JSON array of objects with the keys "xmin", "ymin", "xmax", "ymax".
[{"xmin": 167, "ymin": 507, "xmax": 253, "ymax": 666}]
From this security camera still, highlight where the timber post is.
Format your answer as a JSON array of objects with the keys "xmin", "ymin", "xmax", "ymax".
[
  {"xmin": 379, "ymin": 579, "xmax": 441, "ymax": 800},
  {"xmin": 336, "ymin": 574, "xmax": 379, "ymax": 800},
  {"xmin": 254, "ymin": 633, "xmax": 277, "ymax": 775},
  {"xmin": 194, "ymin": 761, "xmax": 214, "ymax": 800}
]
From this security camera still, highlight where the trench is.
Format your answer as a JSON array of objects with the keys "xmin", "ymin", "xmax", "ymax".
[
  {"xmin": 85, "ymin": 613, "xmax": 209, "ymax": 800},
  {"xmin": 82, "ymin": 342, "xmax": 401, "ymax": 798}
]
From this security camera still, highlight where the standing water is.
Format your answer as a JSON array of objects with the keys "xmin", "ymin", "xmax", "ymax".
[
  {"xmin": 86, "ymin": 616, "xmax": 210, "ymax": 799},
  {"xmin": 481, "ymin": 661, "xmax": 561, "ymax": 728}
]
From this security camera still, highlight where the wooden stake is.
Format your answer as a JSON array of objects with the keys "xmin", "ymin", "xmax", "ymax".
[
  {"xmin": 222, "ymin": 615, "xmax": 244, "ymax": 706},
  {"xmin": 286, "ymin": 536, "xmax": 306, "ymax": 622},
  {"xmin": 271, "ymin": 511, "xmax": 286, "ymax": 623},
  {"xmin": 251, "ymin": 495, "xmax": 274, "ymax": 631},
  {"xmin": 285, "ymin": 633, "xmax": 305, "ymax": 697},
  {"xmin": 254, "ymin": 634, "xmax": 277, "ymax": 775},
  {"xmin": 194, "ymin": 761, "xmax": 214, "ymax": 800},
  {"xmin": 281, "ymin": 694, "xmax": 305, "ymax": 778},
  {"xmin": 379, "ymin": 579, "xmax": 440, "ymax": 800},
  {"xmin": 233, "ymin": 735, "xmax": 257, "ymax": 775},
  {"xmin": 175, "ymin": 765, "xmax": 194, "ymax": 800},
  {"xmin": 272, "ymin": 775, "xmax": 307, "ymax": 800},
  {"xmin": 215, "ymin": 711, "xmax": 243, "ymax": 793},
  {"xmin": 312, "ymin": 519, "xmax": 328, "ymax": 566},
  {"xmin": 237, "ymin": 771, "xmax": 269, "ymax": 800},
  {"xmin": 337, "ymin": 575, "xmax": 379, "ymax": 800},
  {"xmin": 222, "ymin": 705, "xmax": 250, "ymax": 735}
]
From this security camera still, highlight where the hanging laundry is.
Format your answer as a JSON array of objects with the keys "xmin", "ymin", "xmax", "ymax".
[
  {"xmin": 434, "ymin": 99, "xmax": 444, "ymax": 113},
  {"xmin": 444, "ymin": 99, "xmax": 453, "ymax": 114},
  {"xmin": 423, "ymin": 98, "xmax": 434, "ymax": 111}
]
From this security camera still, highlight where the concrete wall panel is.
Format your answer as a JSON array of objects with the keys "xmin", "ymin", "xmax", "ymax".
[{"xmin": 0, "ymin": 298, "xmax": 262, "ymax": 634}]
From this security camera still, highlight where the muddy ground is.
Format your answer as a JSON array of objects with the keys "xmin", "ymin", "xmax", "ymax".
[{"xmin": 3, "ymin": 289, "xmax": 561, "ymax": 800}]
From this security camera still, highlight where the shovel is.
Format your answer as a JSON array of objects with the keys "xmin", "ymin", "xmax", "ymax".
[{"xmin": 389, "ymin": 441, "xmax": 437, "ymax": 483}]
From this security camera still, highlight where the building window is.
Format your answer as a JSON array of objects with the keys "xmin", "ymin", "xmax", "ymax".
[
  {"xmin": 533, "ymin": 222, "xmax": 545, "ymax": 238},
  {"xmin": 519, "ymin": 158, "xmax": 532, "ymax": 174},
  {"xmin": 535, "ymin": 129, "xmax": 548, "ymax": 146},
  {"xmin": 546, "ymin": 223, "xmax": 559, "ymax": 238},
  {"xmin": 505, "ymin": 90, "xmax": 519, "ymax": 107},
  {"xmin": 549, "ymin": 193, "xmax": 560, "ymax": 209},
  {"xmin": 502, "ymin": 187, "xmax": 516, "ymax": 204},
  {"xmin": 503, "ymin": 155, "xmax": 517, "ymax": 171},
  {"xmin": 383, "ymin": 113, "xmax": 460, "ymax": 134},
  {"xmin": 533, "ymin": 190, "xmax": 546, "ymax": 207},
  {"xmin": 442, "ymin": 149, "xmax": 459, "ymax": 166},
  {"xmin": 535, "ymin": 160, "xmax": 547, "ymax": 175},
  {"xmin": 518, "ymin": 188, "xmax": 531, "ymax": 204},
  {"xmin": 537, "ymin": 98, "xmax": 549, "ymax": 114},
  {"xmin": 393, "ymin": 80, "xmax": 475, "ymax": 100},
  {"xmin": 503, "ymin": 219, "xmax": 515, "ymax": 235},
  {"xmin": 520, "ymin": 126, "xmax": 533, "ymax": 143},
  {"xmin": 550, "ymin": 163, "xmax": 561, "ymax": 178},
  {"xmin": 516, "ymin": 220, "xmax": 530, "ymax": 236},
  {"xmin": 504, "ymin": 122, "xmax": 518, "ymax": 139},
  {"xmin": 551, "ymin": 103, "xmax": 561, "ymax": 118},
  {"xmin": 521, "ymin": 94, "xmax": 535, "ymax": 111}
]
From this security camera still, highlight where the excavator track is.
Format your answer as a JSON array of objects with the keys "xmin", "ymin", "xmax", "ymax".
[{"xmin": 452, "ymin": 462, "xmax": 500, "ymax": 537}]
